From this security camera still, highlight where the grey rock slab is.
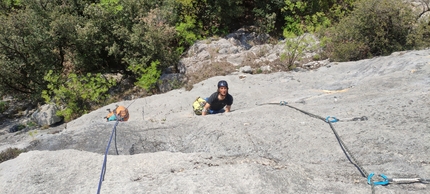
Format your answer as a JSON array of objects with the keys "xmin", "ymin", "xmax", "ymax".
[{"xmin": 0, "ymin": 49, "xmax": 429, "ymax": 194}]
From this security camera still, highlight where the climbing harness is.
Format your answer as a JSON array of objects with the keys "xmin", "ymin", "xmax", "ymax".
[{"xmin": 266, "ymin": 101, "xmax": 429, "ymax": 193}]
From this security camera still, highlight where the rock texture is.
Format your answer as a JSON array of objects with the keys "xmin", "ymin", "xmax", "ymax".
[
  {"xmin": 0, "ymin": 49, "xmax": 429, "ymax": 194},
  {"xmin": 31, "ymin": 104, "xmax": 63, "ymax": 126}
]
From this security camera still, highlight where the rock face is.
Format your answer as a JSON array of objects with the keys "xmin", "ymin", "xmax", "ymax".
[
  {"xmin": 178, "ymin": 29, "xmax": 321, "ymax": 77},
  {"xmin": 0, "ymin": 49, "xmax": 430, "ymax": 194},
  {"xmin": 31, "ymin": 104, "xmax": 63, "ymax": 126}
]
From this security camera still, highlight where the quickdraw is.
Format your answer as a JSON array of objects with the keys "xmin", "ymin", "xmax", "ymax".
[
  {"xmin": 368, "ymin": 173, "xmax": 430, "ymax": 185},
  {"xmin": 263, "ymin": 100, "xmax": 429, "ymax": 192}
]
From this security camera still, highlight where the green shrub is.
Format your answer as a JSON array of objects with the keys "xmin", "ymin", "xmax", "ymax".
[
  {"xmin": 281, "ymin": 0, "xmax": 353, "ymax": 35},
  {"xmin": 29, "ymin": 130, "xmax": 38, "ymax": 139},
  {"xmin": 0, "ymin": 148, "xmax": 26, "ymax": 164},
  {"xmin": 131, "ymin": 60, "xmax": 161, "ymax": 92},
  {"xmin": 280, "ymin": 32, "xmax": 317, "ymax": 69},
  {"xmin": 26, "ymin": 121, "xmax": 37, "ymax": 127},
  {"xmin": 325, "ymin": 0, "xmax": 415, "ymax": 61},
  {"xmin": 42, "ymin": 70, "xmax": 116, "ymax": 122},
  {"xmin": 407, "ymin": 19, "xmax": 430, "ymax": 49},
  {"xmin": 0, "ymin": 101, "xmax": 8, "ymax": 113},
  {"xmin": 16, "ymin": 124, "xmax": 26, "ymax": 131},
  {"xmin": 256, "ymin": 68, "xmax": 263, "ymax": 74},
  {"xmin": 175, "ymin": 15, "xmax": 202, "ymax": 54}
]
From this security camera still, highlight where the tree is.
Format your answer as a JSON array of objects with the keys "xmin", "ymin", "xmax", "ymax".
[
  {"xmin": 281, "ymin": 0, "xmax": 356, "ymax": 35},
  {"xmin": 407, "ymin": 0, "xmax": 430, "ymax": 49},
  {"xmin": 324, "ymin": 0, "xmax": 416, "ymax": 61},
  {"xmin": 0, "ymin": 3, "xmax": 59, "ymax": 100}
]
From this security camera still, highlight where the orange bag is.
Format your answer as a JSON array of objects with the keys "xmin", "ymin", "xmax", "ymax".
[
  {"xmin": 115, "ymin": 105, "xmax": 129, "ymax": 121},
  {"xmin": 105, "ymin": 105, "xmax": 129, "ymax": 121}
]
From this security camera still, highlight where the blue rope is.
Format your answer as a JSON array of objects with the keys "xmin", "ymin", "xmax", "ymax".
[{"xmin": 97, "ymin": 119, "xmax": 120, "ymax": 194}]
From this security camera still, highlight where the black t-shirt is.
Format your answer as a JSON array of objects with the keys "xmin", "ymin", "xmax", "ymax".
[{"xmin": 206, "ymin": 92, "xmax": 233, "ymax": 111}]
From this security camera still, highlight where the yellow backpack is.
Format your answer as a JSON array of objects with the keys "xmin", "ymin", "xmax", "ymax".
[{"xmin": 192, "ymin": 97, "xmax": 206, "ymax": 115}]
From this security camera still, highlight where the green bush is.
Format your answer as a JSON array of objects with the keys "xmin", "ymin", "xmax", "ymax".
[
  {"xmin": 281, "ymin": 0, "xmax": 355, "ymax": 35},
  {"xmin": 0, "ymin": 101, "xmax": 8, "ymax": 113},
  {"xmin": 407, "ymin": 19, "xmax": 430, "ymax": 49},
  {"xmin": 42, "ymin": 70, "xmax": 116, "ymax": 122},
  {"xmin": 280, "ymin": 32, "xmax": 317, "ymax": 69},
  {"xmin": 0, "ymin": 148, "xmax": 26, "ymax": 164},
  {"xmin": 132, "ymin": 61, "xmax": 161, "ymax": 92},
  {"xmin": 26, "ymin": 121, "xmax": 38, "ymax": 127},
  {"xmin": 325, "ymin": 0, "xmax": 415, "ymax": 61}
]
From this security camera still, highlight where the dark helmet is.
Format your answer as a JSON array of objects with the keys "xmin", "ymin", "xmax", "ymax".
[{"xmin": 217, "ymin": 80, "xmax": 228, "ymax": 89}]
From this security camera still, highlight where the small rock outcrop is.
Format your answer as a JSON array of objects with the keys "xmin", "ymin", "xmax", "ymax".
[{"xmin": 31, "ymin": 104, "xmax": 63, "ymax": 126}]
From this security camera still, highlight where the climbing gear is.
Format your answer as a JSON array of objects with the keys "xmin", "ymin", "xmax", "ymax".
[
  {"xmin": 368, "ymin": 173, "xmax": 390, "ymax": 185},
  {"xmin": 279, "ymin": 101, "xmax": 288, "ymax": 106},
  {"xmin": 368, "ymin": 173, "xmax": 430, "ymax": 185},
  {"xmin": 192, "ymin": 97, "xmax": 207, "ymax": 115},
  {"xmin": 352, "ymin": 116, "xmax": 368, "ymax": 121},
  {"xmin": 266, "ymin": 102, "xmax": 369, "ymax": 179},
  {"xmin": 337, "ymin": 116, "xmax": 368, "ymax": 122},
  {"xmin": 105, "ymin": 105, "xmax": 130, "ymax": 121},
  {"xmin": 261, "ymin": 100, "xmax": 429, "ymax": 194},
  {"xmin": 389, "ymin": 177, "xmax": 429, "ymax": 184},
  {"xmin": 217, "ymin": 80, "xmax": 228, "ymax": 88},
  {"xmin": 325, "ymin": 116, "xmax": 339, "ymax": 123},
  {"xmin": 97, "ymin": 100, "xmax": 138, "ymax": 193},
  {"xmin": 97, "ymin": 113, "xmax": 121, "ymax": 194}
]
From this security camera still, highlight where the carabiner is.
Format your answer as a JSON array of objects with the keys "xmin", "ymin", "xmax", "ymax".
[
  {"xmin": 325, "ymin": 116, "xmax": 339, "ymax": 123},
  {"xmin": 279, "ymin": 101, "xmax": 288, "ymax": 106},
  {"xmin": 367, "ymin": 173, "xmax": 390, "ymax": 186}
]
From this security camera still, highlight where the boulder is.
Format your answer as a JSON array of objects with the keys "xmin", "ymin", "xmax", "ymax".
[
  {"xmin": 239, "ymin": 66, "xmax": 253, "ymax": 74},
  {"xmin": 31, "ymin": 104, "xmax": 63, "ymax": 126},
  {"xmin": 158, "ymin": 73, "xmax": 187, "ymax": 93}
]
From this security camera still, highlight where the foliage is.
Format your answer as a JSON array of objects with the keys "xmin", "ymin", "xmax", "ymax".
[
  {"xmin": 281, "ymin": 0, "xmax": 356, "ymax": 35},
  {"xmin": 0, "ymin": 100, "xmax": 8, "ymax": 112},
  {"xmin": 100, "ymin": 0, "xmax": 123, "ymax": 14},
  {"xmin": 132, "ymin": 61, "xmax": 162, "ymax": 91},
  {"xmin": 0, "ymin": 2, "xmax": 60, "ymax": 100},
  {"xmin": 16, "ymin": 124, "xmax": 26, "ymax": 131},
  {"xmin": 122, "ymin": 6, "xmax": 178, "ymax": 74},
  {"xmin": 0, "ymin": 147, "xmax": 26, "ymax": 164},
  {"xmin": 42, "ymin": 70, "xmax": 116, "ymax": 121},
  {"xmin": 175, "ymin": 0, "xmax": 245, "ymax": 36},
  {"xmin": 254, "ymin": 1, "xmax": 286, "ymax": 33},
  {"xmin": 175, "ymin": 15, "xmax": 202, "ymax": 54},
  {"xmin": 0, "ymin": 0, "xmax": 22, "ymax": 14},
  {"xmin": 0, "ymin": 0, "xmax": 429, "ymax": 123},
  {"xmin": 324, "ymin": 0, "xmax": 416, "ymax": 61},
  {"xmin": 407, "ymin": 19, "xmax": 430, "ymax": 49},
  {"xmin": 26, "ymin": 121, "xmax": 37, "ymax": 127},
  {"xmin": 29, "ymin": 130, "xmax": 38, "ymax": 139},
  {"xmin": 280, "ymin": 32, "xmax": 317, "ymax": 69}
]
